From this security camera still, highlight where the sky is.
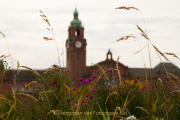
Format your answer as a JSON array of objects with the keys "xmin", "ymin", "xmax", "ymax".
[{"xmin": 1, "ymin": 0, "xmax": 180, "ymax": 70}]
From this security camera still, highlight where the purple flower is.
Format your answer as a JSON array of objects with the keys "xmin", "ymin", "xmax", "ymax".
[
  {"xmin": 91, "ymin": 75, "xmax": 97, "ymax": 78},
  {"xmin": 77, "ymin": 83, "xmax": 81, "ymax": 87},
  {"xmin": 39, "ymin": 115, "xmax": 46, "ymax": 118},
  {"xmin": 53, "ymin": 65, "xmax": 57, "ymax": 67},
  {"xmin": 73, "ymin": 87, "xmax": 77, "ymax": 90},
  {"xmin": 24, "ymin": 101, "xmax": 27, "ymax": 103},
  {"xmin": 74, "ymin": 76, "xmax": 76, "ymax": 78},
  {"xmin": 91, "ymin": 88, "xmax": 95, "ymax": 92},
  {"xmin": 117, "ymin": 85, "xmax": 119, "ymax": 87},
  {"xmin": 85, "ymin": 103, "xmax": 89, "ymax": 107},
  {"xmin": 134, "ymin": 80, "xmax": 138, "ymax": 83},
  {"xmin": 83, "ymin": 79, "xmax": 89, "ymax": 83},
  {"xmin": 89, "ymin": 95, "xmax": 94, "ymax": 99},
  {"xmin": 81, "ymin": 100, "xmax": 84, "ymax": 104},
  {"xmin": 89, "ymin": 78, "xmax": 92, "ymax": 81},
  {"xmin": 126, "ymin": 83, "xmax": 129, "ymax": 85},
  {"xmin": 52, "ymin": 81, "xmax": 57, "ymax": 84},
  {"xmin": 39, "ymin": 100, "xmax": 43, "ymax": 102},
  {"xmin": 54, "ymin": 84, "xmax": 57, "ymax": 87},
  {"xmin": 85, "ymin": 94, "xmax": 89, "ymax": 97},
  {"xmin": 74, "ymin": 107, "xmax": 77, "ymax": 110},
  {"xmin": 66, "ymin": 98, "xmax": 70, "ymax": 101},
  {"xmin": 79, "ymin": 78, "xmax": 83, "ymax": 81},
  {"xmin": 109, "ymin": 69, "xmax": 113, "ymax": 72},
  {"xmin": 72, "ymin": 103, "xmax": 76, "ymax": 105},
  {"xmin": 102, "ymin": 66, "xmax": 105, "ymax": 70}
]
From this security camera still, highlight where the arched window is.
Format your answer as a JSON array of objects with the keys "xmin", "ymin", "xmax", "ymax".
[{"xmin": 75, "ymin": 30, "xmax": 80, "ymax": 36}]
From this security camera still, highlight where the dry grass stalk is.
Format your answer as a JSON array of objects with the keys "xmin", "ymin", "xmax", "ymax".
[
  {"xmin": 39, "ymin": 90, "xmax": 53, "ymax": 94},
  {"xmin": 163, "ymin": 104, "xmax": 173, "ymax": 119},
  {"xmin": 141, "ymin": 32, "xmax": 150, "ymax": 40},
  {"xmin": 6, "ymin": 101, "xmax": 16, "ymax": 119},
  {"xmin": 15, "ymin": 116, "xmax": 25, "ymax": 120},
  {"xmin": 47, "ymin": 110, "xmax": 61, "ymax": 115},
  {"xmin": 76, "ymin": 95, "xmax": 82, "ymax": 115},
  {"xmin": 113, "ymin": 107, "xmax": 122, "ymax": 120},
  {"xmin": 156, "ymin": 78, "xmax": 162, "ymax": 85},
  {"xmin": 135, "ymin": 106, "xmax": 150, "ymax": 115},
  {"xmin": 20, "ymin": 66, "xmax": 42, "ymax": 77},
  {"xmin": 0, "ymin": 55, "xmax": 10, "ymax": 59},
  {"xmin": 114, "ymin": 69, "xmax": 121, "ymax": 84},
  {"xmin": 39, "ymin": 10, "xmax": 51, "ymax": 27},
  {"xmin": 164, "ymin": 52, "xmax": 180, "ymax": 60},
  {"xmin": 170, "ymin": 90, "xmax": 180, "ymax": 93},
  {"xmin": 43, "ymin": 37, "xmax": 53, "ymax": 41},
  {"xmin": 135, "ymin": 24, "xmax": 145, "ymax": 33},
  {"xmin": 18, "ymin": 93, "xmax": 39, "ymax": 102},
  {"xmin": 91, "ymin": 63, "xmax": 109, "ymax": 80},
  {"xmin": 43, "ymin": 67, "xmax": 58, "ymax": 74},
  {"xmin": 112, "ymin": 34, "xmax": 135, "ymax": 44},
  {"xmin": 168, "ymin": 73, "xmax": 180, "ymax": 81},
  {"xmin": 23, "ymin": 81, "xmax": 39, "ymax": 93},
  {"xmin": 131, "ymin": 44, "xmax": 148, "ymax": 55},
  {"xmin": 152, "ymin": 44, "xmax": 169, "ymax": 61},
  {"xmin": 63, "ymin": 84, "xmax": 70, "ymax": 92},
  {"xmin": 105, "ymin": 91, "xmax": 119, "ymax": 104},
  {"xmin": 115, "ymin": 56, "xmax": 121, "ymax": 83},
  {"xmin": 0, "ymin": 31, "xmax": 5, "ymax": 38},
  {"xmin": 0, "ymin": 111, "xmax": 9, "ymax": 118},
  {"xmin": 16, "ymin": 60, "xmax": 20, "ymax": 68},
  {"xmin": 115, "ymin": 6, "xmax": 138, "ymax": 10},
  {"xmin": 0, "ymin": 95, "xmax": 12, "ymax": 103}
]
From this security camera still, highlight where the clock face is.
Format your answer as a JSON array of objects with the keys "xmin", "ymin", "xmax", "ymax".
[{"xmin": 75, "ymin": 41, "xmax": 82, "ymax": 48}]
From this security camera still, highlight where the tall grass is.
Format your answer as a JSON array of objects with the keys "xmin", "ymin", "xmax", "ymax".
[{"xmin": 0, "ymin": 6, "xmax": 180, "ymax": 120}]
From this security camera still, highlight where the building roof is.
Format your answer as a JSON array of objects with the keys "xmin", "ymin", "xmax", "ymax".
[
  {"xmin": 154, "ymin": 62, "xmax": 180, "ymax": 73},
  {"xmin": 129, "ymin": 68, "xmax": 156, "ymax": 78}
]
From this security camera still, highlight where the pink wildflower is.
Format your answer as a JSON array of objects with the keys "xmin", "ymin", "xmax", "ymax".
[
  {"xmin": 91, "ymin": 88, "xmax": 95, "ymax": 92},
  {"xmin": 134, "ymin": 80, "xmax": 138, "ymax": 83},
  {"xmin": 81, "ymin": 99, "xmax": 84, "ymax": 104},
  {"xmin": 102, "ymin": 66, "xmax": 105, "ymax": 70},
  {"xmin": 85, "ymin": 103, "xmax": 90, "ymax": 107},
  {"xmin": 79, "ymin": 78, "xmax": 83, "ymax": 81},
  {"xmin": 73, "ymin": 87, "xmax": 77, "ymax": 90},
  {"xmin": 52, "ymin": 81, "xmax": 57, "ymax": 84},
  {"xmin": 83, "ymin": 79, "xmax": 89, "ymax": 83},
  {"xmin": 39, "ymin": 115, "xmax": 46, "ymax": 118},
  {"xmin": 91, "ymin": 75, "xmax": 96, "ymax": 78},
  {"xmin": 77, "ymin": 83, "xmax": 81, "ymax": 87},
  {"xmin": 126, "ymin": 83, "xmax": 129, "ymax": 85},
  {"xmin": 89, "ymin": 95, "xmax": 94, "ymax": 99},
  {"xmin": 85, "ymin": 94, "xmax": 89, "ymax": 97}
]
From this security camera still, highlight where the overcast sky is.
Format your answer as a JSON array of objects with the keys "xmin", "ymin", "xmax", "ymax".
[{"xmin": 1, "ymin": 0, "xmax": 180, "ymax": 70}]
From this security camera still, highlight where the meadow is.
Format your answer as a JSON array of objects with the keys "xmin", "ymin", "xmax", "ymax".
[{"xmin": 0, "ymin": 6, "xmax": 180, "ymax": 120}]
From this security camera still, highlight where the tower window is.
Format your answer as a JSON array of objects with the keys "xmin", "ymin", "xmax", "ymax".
[
  {"xmin": 75, "ymin": 30, "xmax": 80, "ymax": 36},
  {"xmin": 77, "ymin": 53, "xmax": 80, "ymax": 60},
  {"xmin": 108, "ymin": 54, "xmax": 111, "ymax": 59}
]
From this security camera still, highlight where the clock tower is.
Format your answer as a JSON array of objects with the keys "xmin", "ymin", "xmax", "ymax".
[{"xmin": 66, "ymin": 7, "xmax": 87, "ymax": 79}]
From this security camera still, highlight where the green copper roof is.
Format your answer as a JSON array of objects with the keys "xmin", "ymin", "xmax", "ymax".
[
  {"xmin": 154, "ymin": 62, "xmax": 180, "ymax": 73},
  {"xmin": 70, "ymin": 7, "xmax": 82, "ymax": 27}
]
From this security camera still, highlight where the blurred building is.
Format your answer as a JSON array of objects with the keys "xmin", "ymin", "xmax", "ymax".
[{"xmin": 1, "ymin": 7, "xmax": 180, "ymax": 93}]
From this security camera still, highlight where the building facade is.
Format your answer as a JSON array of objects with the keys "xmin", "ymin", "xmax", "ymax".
[{"xmin": 1, "ymin": 8, "xmax": 180, "ymax": 93}]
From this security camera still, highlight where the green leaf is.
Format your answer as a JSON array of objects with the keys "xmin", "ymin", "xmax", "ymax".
[{"xmin": 97, "ymin": 103, "xmax": 107, "ymax": 120}]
